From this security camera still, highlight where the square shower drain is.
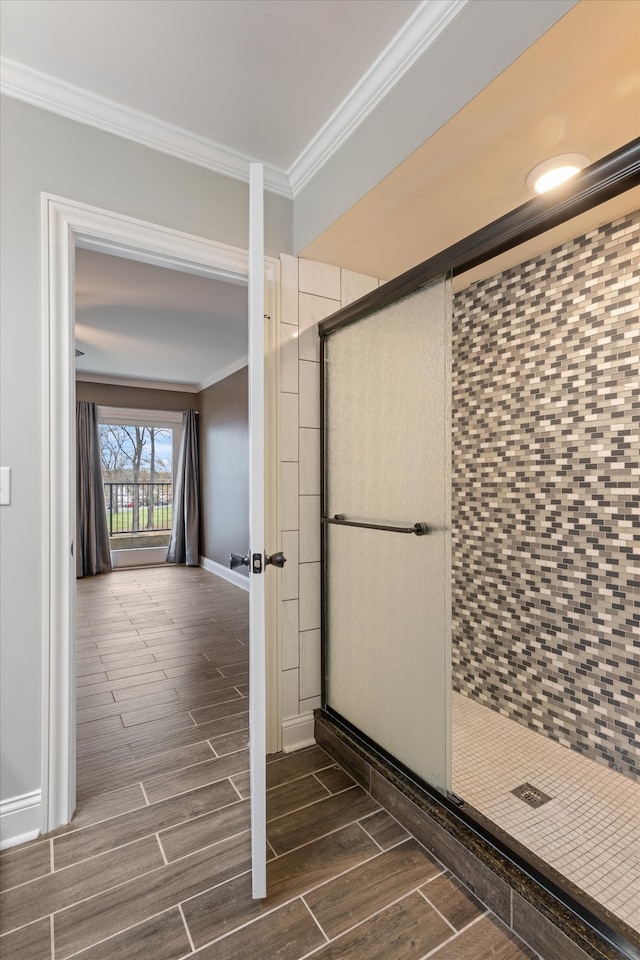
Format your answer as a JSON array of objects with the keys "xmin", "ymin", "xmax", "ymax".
[{"xmin": 511, "ymin": 782, "xmax": 553, "ymax": 808}]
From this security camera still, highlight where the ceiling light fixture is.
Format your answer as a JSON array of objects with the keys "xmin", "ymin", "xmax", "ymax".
[{"xmin": 527, "ymin": 154, "xmax": 589, "ymax": 195}]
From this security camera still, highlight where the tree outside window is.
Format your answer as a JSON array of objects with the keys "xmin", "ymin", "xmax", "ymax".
[{"xmin": 100, "ymin": 424, "xmax": 173, "ymax": 533}]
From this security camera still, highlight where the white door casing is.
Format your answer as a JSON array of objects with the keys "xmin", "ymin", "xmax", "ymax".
[{"xmin": 41, "ymin": 193, "xmax": 280, "ymax": 835}]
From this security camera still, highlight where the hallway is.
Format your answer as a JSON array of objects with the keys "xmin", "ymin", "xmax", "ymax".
[{"xmin": 1, "ymin": 567, "xmax": 535, "ymax": 959}]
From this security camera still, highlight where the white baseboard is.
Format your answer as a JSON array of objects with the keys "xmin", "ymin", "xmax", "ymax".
[
  {"xmin": 0, "ymin": 790, "xmax": 42, "ymax": 849},
  {"xmin": 200, "ymin": 555, "xmax": 250, "ymax": 592},
  {"xmin": 281, "ymin": 713, "xmax": 316, "ymax": 753}
]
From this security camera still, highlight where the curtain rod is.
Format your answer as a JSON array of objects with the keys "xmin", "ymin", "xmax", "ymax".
[{"xmin": 318, "ymin": 138, "xmax": 640, "ymax": 338}]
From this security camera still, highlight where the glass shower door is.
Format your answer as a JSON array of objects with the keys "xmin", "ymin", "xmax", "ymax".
[{"xmin": 323, "ymin": 276, "xmax": 452, "ymax": 793}]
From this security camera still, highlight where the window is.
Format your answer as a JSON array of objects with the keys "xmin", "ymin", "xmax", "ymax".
[{"xmin": 98, "ymin": 407, "xmax": 182, "ymax": 550}]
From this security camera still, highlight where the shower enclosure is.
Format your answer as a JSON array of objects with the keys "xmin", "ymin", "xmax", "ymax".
[{"xmin": 319, "ymin": 140, "xmax": 639, "ymax": 958}]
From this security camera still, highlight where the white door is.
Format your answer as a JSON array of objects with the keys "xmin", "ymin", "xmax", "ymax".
[
  {"xmin": 229, "ymin": 165, "xmax": 282, "ymax": 898},
  {"xmin": 248, "ymin": 163, "xmax": 267, "ymax": 899}
]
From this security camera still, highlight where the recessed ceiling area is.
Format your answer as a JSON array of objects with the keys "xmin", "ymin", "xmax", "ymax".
[
  {"xmin": 301, "ymin": 0, "xmax": 640, "ymax": 283},
  {"xmin": 75, "ymin": 249, "xmax": 248, "ymax": 389}
]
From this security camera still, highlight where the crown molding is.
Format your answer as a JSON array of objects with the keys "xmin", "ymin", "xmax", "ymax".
[
  {"xmin": 287, "ymin": 0, "xmax": 469, "ymax": 196},
  {"xmin": 76, "ymin": 373, "xmax": 198, "ymax": 393},
  {"xmin": 2, "ymin": 0, "xmax": 467, "ymax": 202},
  {"xmin": 197, "ymin": 355, "xmax": 248, "ymax": 392},
  {"xmin": 76, "ymin": 354, "xmax": 248, "ymax": 395},
  {"xmin": 0, "ymin": 58, "xmax": 291, "ymax": 198}
]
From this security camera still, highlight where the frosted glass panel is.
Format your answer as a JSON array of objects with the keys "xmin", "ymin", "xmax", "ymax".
[{"xmin": 324, "ymin": 278, "xmax": 451, "ymax": 793}]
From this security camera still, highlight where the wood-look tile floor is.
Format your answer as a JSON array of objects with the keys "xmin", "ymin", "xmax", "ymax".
[{"xmin": 0, "ymin": 566, "xmax": 536, "ymax": 960}]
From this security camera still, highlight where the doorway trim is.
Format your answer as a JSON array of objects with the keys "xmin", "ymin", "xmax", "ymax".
[{"xmin": 41, "ymin": 193, "xmax": 280, "ymax": 833}]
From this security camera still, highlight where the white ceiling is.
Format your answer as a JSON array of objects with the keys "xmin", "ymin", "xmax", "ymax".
[
  {"xmin": 0, "ymin": 0, "xmax": 420, "ymax": 175},
  {"xmin": 75, "ymin": 248, "xmax": 248, "ymax": 390}
]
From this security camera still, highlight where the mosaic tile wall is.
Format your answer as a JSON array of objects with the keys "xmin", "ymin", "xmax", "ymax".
[{"xmin": 451, "ymin": 210, "xmax": 639, "ymax": 780}]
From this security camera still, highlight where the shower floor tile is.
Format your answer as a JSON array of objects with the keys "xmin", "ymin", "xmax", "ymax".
[{"xmin": 452, "ymin": 692, "xmax": 640, "ymax": 933}]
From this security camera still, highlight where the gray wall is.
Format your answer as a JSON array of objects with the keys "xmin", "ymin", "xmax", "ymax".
[
  {"xmin": 76, "ymin": 381, "xmax": 200, "ymax": 413},
  {"xmin": 0, "ymin": 96, "xmax": 291, "ymax": 803},
  {"xmin": 199, "ymin": 367, "xmax": 249, "ymax": 577}
]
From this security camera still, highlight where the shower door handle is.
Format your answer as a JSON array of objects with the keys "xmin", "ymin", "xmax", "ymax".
[{"xmin": 322, "ymin": 515, "xmax": 430, "ymax": 536}]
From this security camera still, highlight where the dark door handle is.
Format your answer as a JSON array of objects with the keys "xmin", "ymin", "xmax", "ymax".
[
  {"xmin": 265, "ymin": 551, "xmax": 287, "ymax": 568},
  {"xmin": 231, "ymin": 550, "xmax": 287, "ymax": 573},
  {"xmin": 229, "ymin": 552, "xmax": 250, "ymax": 570}
]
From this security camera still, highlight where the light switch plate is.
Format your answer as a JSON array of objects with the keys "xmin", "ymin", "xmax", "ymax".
[{"xmin": 0, "ymin": 467, "xmax": 11, "ymax": 505}]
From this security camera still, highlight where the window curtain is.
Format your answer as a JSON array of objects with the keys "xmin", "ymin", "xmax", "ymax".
[
  {"xmin": 167, "ymin": 409, "xmax": 200, "ymax": 566},
  {"xmin": 76, "ymin": 401, "xmax": 112, "ymax": 578}
]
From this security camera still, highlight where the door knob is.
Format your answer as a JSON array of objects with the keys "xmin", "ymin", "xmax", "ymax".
[
  {"xmin": 231, "ymin": 550, "xmax": 286, "ymax": 573},
  {"xmin": 229, "ymin": 552, "xmax": 250, "ymax": 570},
  {"xmin": 265, "ymin": 551, "xmax": 287, "ymax": 568}
]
